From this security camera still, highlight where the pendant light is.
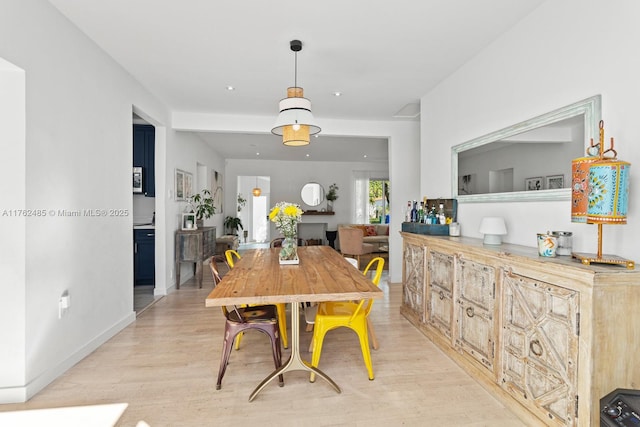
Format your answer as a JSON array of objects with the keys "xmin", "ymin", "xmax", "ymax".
[
  {"xmin": 252, "ymin": 177, "xmax": 261, "ymax": 197},
  {"xmin": 271, "ymin": 40, "xmax": 321, "ymax": 146}
]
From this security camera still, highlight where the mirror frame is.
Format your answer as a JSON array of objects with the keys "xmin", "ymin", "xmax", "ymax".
[
  {"xmin": 300, "ymin": 182, "xmax": 325, "ymax": 207},
  {"xmin": 451, "ymin": 95, "xmax": 601, "ymax": 203}
]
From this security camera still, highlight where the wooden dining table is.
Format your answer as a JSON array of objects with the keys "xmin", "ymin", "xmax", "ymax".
[{"xmin": 205, "ymin": 245, "xmax": 383, "ymax": 401}]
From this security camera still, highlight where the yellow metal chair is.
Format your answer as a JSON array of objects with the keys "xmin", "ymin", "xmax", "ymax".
[
  {"xmin": 225, "ymin": 249, "xmax": 289, "ymax": 349},
  {"xmin": 309, "ymin": 257, "xmax": 385, "ymax": 381},
  {"xmin": 224, "ymin": 249, "xmax": 241, "ymax": 268}
]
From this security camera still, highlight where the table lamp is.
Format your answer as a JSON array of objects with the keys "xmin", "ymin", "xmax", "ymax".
[
  {"xmin": 479, "ymin": 217, "xmax": 507, "ymax": 245},
  {"xmin": 572, "ymin": 120, "xmax": 634, "ymax": 269}
]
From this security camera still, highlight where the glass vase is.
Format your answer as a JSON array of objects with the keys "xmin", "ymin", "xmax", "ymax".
[{"xmin": 279, "ymin": 236, "xmax": 299, "ymax": 264}]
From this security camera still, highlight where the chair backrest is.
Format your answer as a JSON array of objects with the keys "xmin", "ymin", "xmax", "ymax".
[
  {"xmin": 271, "ymin": 237, "xmax": 307, "ymax": 247},
  {"xmin": 270, "ymin": 238, "xmax": 284, "ymax": 248},
  {"xmin": 209, "ymin": 258, "xmax": 222, "ymax": 287},
  {"xmin": 350, "ymin": 257, "xmax": 385, "ymax": 321},
  {"xmin": 225, "ymin": 249, "xmax": 241, "ymax": 268},
  {"xmin": 209, "ymin": 258, "xmax": 233, "ymax": 317},
  {"xmin": 338, "ymin": 227, "xmax": 365, "ymax": 255},
  {"xmin": 363, "ymin": 257, "xmax": 385, "ymax": 287}
]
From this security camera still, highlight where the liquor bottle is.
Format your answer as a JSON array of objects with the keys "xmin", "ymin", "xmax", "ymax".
[
  {"xmin": 405, "ymin": 201, "xmax": 412, "ymax": 222},
  {"xmin": 410, "ymin": 200, "xmax": 418, "ymax": 222},
  {"xmin": 430, "ymin": 205, "xmax": 437, "ymax": 224},
  {"xmin": 417, "ymin": 202, "xmax": 424, "ymax": 223},
  {"xmin": 438, "ymin": 203, "xmax": 446, "ymax": 224},
  {"xmin": 426, "ymin": 207, "xmax": 434, "ymax": 224}
]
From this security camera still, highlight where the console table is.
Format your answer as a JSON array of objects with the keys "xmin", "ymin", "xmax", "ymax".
[
  {"xmin": 175, "ymin": 226, "xmax": 215, "ymax": 288},
  {"xmin": 400, "ymin": 232, "xmax": 640, "ymax": 426}
]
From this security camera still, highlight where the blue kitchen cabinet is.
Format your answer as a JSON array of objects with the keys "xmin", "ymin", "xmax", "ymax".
[
  {"xmin": 134, "ymin": 228, "xmax": 155, "ymax": 286},
  {"xmin": 133, "ymin": 124, "xmax": 155, "ymax": 197}
]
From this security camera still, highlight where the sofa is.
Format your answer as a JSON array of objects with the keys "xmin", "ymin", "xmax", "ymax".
[{"xmin": 337, "ymin": 224, "xmax": 389, "ymax": 252}]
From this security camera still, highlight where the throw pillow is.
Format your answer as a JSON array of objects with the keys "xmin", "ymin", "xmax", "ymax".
[
  {"xmin": 365, "ymin": 225, "xmax": 377, "ymax": 236},
  {"xmin": 354, "ymin": 225, "xmax": 367, "ymax": 236}
]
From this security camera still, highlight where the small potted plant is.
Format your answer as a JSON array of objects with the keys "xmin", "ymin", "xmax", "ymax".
[
  {"xmin": 326, "ymin": 183, "xmax": 339, "ymax": 212},
  {"xmin": 190, "ymin": 189, "xmax": 216, "ymax": 227},
  {"xmin": 224, "ymin": 216, "xmax": 244, "ymax": 236}
]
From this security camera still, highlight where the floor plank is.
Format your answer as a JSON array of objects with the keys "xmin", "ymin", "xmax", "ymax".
[{"xmin": 0, "ymin": 265, "xmax": 527, "ymax": 427}]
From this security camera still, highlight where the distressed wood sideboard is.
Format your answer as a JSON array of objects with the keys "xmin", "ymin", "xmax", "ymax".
[
  {"xmin": 175, "ymin": 226, "xmax": 215, "ymax": 289},
  {"xmin": 400, "ymin": 232, "xmax": 640, "ymax": 426}
]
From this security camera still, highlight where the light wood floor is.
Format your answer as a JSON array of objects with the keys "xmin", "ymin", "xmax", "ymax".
[{"xmin": 0, "ymin": 265, "xmax": 527, "ymax": 426}]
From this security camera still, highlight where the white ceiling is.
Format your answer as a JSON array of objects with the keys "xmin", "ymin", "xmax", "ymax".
[{"xmin": 49, "ymin": 0, "xmax": 547, "ymax": 161}]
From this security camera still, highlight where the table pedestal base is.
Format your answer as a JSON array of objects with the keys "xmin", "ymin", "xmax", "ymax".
[{"xmin": 248, "ymin": 303, "xmax": 341, "ymax": 401}]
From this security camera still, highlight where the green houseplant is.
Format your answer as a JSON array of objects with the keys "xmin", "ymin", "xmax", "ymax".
[
  {"xmin": 189, "ymin": 189, "xmax": 216, "ymax": 222},
  {"xmin": 224, "ymin": 216, "xmax": 243, "ymax": 236},
  {"xmin": 326, "ymin": 183, "xmax": 339, "ymax": 212}
]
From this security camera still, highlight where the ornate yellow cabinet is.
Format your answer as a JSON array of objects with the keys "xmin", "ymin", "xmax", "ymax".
[{"xmin": 400, "ymin": 232, "xmax": 640, "ymax": 426}]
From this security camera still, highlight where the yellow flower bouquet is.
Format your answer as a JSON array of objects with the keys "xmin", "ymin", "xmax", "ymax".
[{"xmin": 269, "ymin": 201, "xmax": 303, "ymax": 263}]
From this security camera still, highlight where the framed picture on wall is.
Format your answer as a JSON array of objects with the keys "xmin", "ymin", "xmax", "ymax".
[
  {"xmin": 175, "ymin": 169, "xmax": 193, "ymax": 201},
  {"xmin": 546, "ymin": 174, "xmax": 564, "ymax": 189},
  {"xmin": 458, "ymin": 173, "xmax": 476, "ymax": 195},
  {"xmin": 525, "ymin": 176, "xmax": 543, "ymax": 191}
]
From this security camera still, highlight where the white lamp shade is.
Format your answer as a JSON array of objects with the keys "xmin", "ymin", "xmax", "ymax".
[
  {"xmin": 271, "ymin": 100, "xmax": 321, "ymax": 136},
  {"xmin": 479, "ymin": 217, "xmax": 507, "ymax": 245}
]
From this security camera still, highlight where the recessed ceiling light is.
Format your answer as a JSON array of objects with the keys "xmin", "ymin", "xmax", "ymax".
[
  {"xmin": 306, "ymin": 154, "xmax": 310, "ymax": 157},
  {"xmin": 256, "ymin": 152, "xmax": 260, "ymax": 156},
  {"xmin": 226, "ymin": 86, "xmax": 235, "ymax": 91},
  {"xmin": 333, "ymin": 92, "xmax": 342, "ymax": 97},
  {"xmin": 363, "ymin": 154, "xmax": 368, "ymax": 158}
]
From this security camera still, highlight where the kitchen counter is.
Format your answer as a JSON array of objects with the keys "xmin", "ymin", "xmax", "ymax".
[{"xmin": 134, "ymin": 224, "xmax": 155, "ymax": 230}]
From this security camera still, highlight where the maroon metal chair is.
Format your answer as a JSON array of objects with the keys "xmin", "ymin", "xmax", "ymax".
[{"xmin": 209, "ymin": 258, "xmax": 284, "ymax": 390}]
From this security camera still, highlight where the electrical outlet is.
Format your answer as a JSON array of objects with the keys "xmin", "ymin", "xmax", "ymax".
[{"xmin": 58, "ymin": 292, "xmax": 70, "ymax": 319}]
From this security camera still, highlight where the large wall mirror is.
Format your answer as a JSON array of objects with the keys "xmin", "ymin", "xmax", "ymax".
[
  {"xmin": 452, "ymin": 95, "xmax": 601, "ymax": 203},
  {"xmin": 300, "ymin": 182, "xmax": 325, "ymax": 207}
]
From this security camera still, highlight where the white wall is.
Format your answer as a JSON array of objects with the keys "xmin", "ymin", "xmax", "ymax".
[
  {"xmin": 0, "ymin": 58, "xmax": 26, "ymax": 392},
  {"xmin": 0, "ymin": 0, "xmax": 178, "ymax": 402},
  {"xmin": 421, "ymin": 0, "xmax": 640, "ymax": 259},
  {"xmin": 169, "ymin": 131, "xmax": 225, "ymax": 287}
]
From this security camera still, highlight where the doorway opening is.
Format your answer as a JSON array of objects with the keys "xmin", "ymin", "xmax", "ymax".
[{"xmin": 237, "ymin": 176, "xmax": 270, "ymax": 244}]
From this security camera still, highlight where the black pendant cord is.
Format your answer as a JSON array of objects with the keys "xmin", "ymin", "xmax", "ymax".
[{"xmin": 294, "ymin": 51, "xmax": 298, "ymax": 88}]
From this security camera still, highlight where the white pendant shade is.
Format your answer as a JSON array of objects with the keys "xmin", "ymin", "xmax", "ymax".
[{"xmin": 272, "ymin": 88, "xmax": 321, "ymax": 146}]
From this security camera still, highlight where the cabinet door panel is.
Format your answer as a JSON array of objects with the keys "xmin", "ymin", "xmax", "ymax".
[
  {"xmin": 501, "ymin": 271, "xmax": 579, "ymax": 426},
  {"xmin": 455, "ymin": 259, "xmax": 495, "ymax": 371},
  {"xmin": 403, "ymin": 243, "xmax": 425, "ymax": 319},
  {"xmin": 428, "ymin": 251, "xmax": 453, "ymax": 338}
]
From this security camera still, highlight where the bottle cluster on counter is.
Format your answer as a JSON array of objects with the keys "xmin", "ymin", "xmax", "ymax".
[
  {"xmin": 405, "ymin": 198, "xmax": 452, "ymax": 225},
  {"xmin": 402, "ymin": 198, "xmax": 459, "ymax": 236}
]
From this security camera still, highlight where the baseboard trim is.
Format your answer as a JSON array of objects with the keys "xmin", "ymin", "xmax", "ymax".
[{"xmin": 0, "ymin": 312, "xmax": 136, "ymax": 404}]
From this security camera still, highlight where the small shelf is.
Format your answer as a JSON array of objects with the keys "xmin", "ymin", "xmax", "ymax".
[{"xmin": 302, "ymin": 211, "xmax": 335, "ymax": 215}]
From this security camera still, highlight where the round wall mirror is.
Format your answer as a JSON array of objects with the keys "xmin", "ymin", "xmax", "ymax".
[{"xmin": 300, "ymin": 182, "xmax": 325, "ymax": 207}]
